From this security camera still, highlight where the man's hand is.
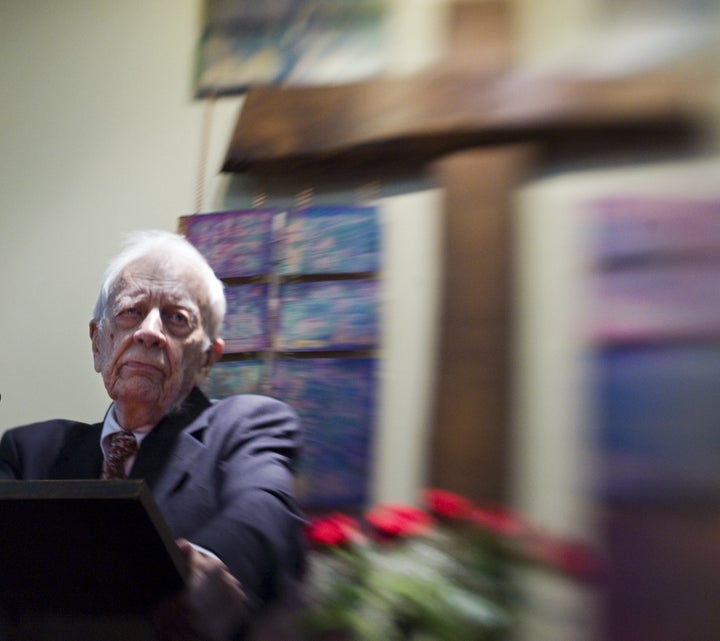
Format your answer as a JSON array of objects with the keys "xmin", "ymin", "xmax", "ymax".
[{"xmin": 152, "ymin": 539, "xmax": 248, "ymax": 641}]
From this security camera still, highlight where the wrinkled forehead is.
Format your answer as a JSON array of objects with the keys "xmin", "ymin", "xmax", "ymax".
[{"xmin": 108, "ymin": 254, "xmax": 209, "ymax": 310}]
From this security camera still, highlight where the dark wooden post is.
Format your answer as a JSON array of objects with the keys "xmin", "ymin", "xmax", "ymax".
[{"xmin": 429, "ymin": 146, "xmax": 533, "ymax": 503}]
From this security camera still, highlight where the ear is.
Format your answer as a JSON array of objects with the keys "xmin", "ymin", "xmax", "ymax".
[
  {"xmin": 89, "ymin": 319, "xmax": 102, "ymax": 373},
  {"xmin": 197, "ymin": 338, "xmax": 224, "ymax": 383},
  {"xmin": 205, "ymin": 338, "xmax": 224, "ymax": 369}
]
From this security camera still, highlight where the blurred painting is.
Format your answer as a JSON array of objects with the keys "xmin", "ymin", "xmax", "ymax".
[
  {"xmin": 589, "ymin": 197, "xmax": 720, "ymax": 266},
  {"xmin": 277, "ymin": 279, "xmax": 378, "ymax": 351},
  {"xmin": 595, "ymin": 343, "xmax": 720, "ymax": 500},
  {"xmin": 589, "ymin": 263, "xmax": 720, "ymax": 342},
  {"xmin": 589, "ymin": 195, "xmax": 720, "ymax": 496},
  {"xmin": 277, "ymin": 205, "xmax": 380, "ymax": 275},
  {"xmin": 222, "ymin": 283, "xmax": 270, "ymax": 353},
  {"xmin": 179, "ymin": 210, "xmax": 275, "ymax": 278},
  {"xmin": 196, "ymin": 0, "xmax": 389, "ymax": 97},
  {"xmin": 201, "ymin": 359, "xmax": 267, "ymax": 398},
  {"xmin": 272, "ymin": 357, "xmax": 376, "ymax": 508},
  {"xmin": 589, "ymin": 194, "xmax": 720, "ymax": 641}
]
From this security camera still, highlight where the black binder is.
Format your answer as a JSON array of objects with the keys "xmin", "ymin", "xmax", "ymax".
[{"xmin": 0, "ymin": 480, "xmax": 188, "ymax": 618}]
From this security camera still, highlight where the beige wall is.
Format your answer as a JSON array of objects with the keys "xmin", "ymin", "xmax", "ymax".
[{"xmin": 0, "ymin": 1, "xmax": 206, "ymax": 427}]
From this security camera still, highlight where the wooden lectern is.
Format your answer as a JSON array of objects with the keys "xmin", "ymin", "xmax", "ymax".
[{"xmin": 0, "ymin": 480, "xmax": 188, "ymax": 641}]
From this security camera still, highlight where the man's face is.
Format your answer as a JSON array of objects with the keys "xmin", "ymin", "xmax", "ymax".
[{"xmin": 90, "ymin": 254, "xmax": 222, "ymax": 426}]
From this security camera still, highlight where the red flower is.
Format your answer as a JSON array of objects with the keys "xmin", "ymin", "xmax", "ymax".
[
  {"xmin": 423, "ymin": 488, "xmax": 474, "ymax": 520},
  {"xmin": 306, "ymin": 513, "xmax": 360, "ymax": 548},
  {"xmin": 470, "ymin": 506, "xmax": 528, "ymax": 538},
  {"xmin": 524, "ymin": 535, "xmax": 601, "ymax": 582},
  {"xmin": 365, "ymin": 504, "xmax": 434, "ymax": 539}
]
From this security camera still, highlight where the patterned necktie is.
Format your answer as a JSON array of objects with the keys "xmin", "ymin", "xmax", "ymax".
[{"xmin": 101, "ymin": 430, "xmax": 138, "ymax": 479}]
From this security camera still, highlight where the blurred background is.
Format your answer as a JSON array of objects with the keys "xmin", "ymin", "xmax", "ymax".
[{"xmin": 1, "ymin": 1, "xmax": 720, "ymax": 640}]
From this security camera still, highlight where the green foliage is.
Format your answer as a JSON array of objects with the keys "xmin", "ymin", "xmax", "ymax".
[
  {"xmin": 303, "ymin": 527, "xmax": 514, "ymax": 641},
  {"xmin": 301, "ymin": 490, "xmax": 598, "ymax": 641}
]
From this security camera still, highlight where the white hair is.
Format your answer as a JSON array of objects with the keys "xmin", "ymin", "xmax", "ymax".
[{"xmin": 92, "ymin": 230, "xmax": 226, "ymax": 341}]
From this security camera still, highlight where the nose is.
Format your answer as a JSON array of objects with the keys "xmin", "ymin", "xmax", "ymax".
[{"xmin": 133, "ymin": 308, "xmax": 166, "ymax": 348}]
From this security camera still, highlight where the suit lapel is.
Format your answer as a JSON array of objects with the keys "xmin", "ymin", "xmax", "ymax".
[
  {"xmin": 130, "ymin": 387, "xmax": 211, "ymax": 490},
  {"xmin": 49, "ymin": 423, "xmax": 104, "ymax": 479}
]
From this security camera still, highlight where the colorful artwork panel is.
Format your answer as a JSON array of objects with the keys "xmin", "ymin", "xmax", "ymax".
[
  {"xmin": 272, "ymin": 358, "xmax": 376, "ymax": 508},
  {"xmin": 180, "ymin": 210, "xmax": 275, "ymax": 278},
  {"xmin": 588, "ymin": 262, "xmax": 720, "ymax": 342},
  {"xmin": 277, "ymin": 280, "xmax": 378, "ymax": 350},
  {"xmin": 595, "ymin": 343, "xmax": 720, "ymax": 501},
  {"xmin": 196, "ymin": 0, "xmax": 389, "ymax": 97},
  {"xmin": 201, "ymin": 359, "xmax": 266, "ymax": 399},
  {"xmin": 277, "ymin": 205, "xmax": 380, "ymax": 275},
  {"xmin": 589, "ymin": 198, "xmax": 720, "ymax": 265},
  {"xmin": 221, "ymin": 283, "xmax": 269, "ymax": 353}
]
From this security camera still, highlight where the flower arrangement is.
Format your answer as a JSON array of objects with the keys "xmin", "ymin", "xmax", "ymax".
[{"xmin": 301, "ymin": 489, "xmax": 598, "ymax": 641}]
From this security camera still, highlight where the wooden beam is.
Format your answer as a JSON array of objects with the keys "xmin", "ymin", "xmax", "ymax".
[{"xmin": 222, "ymin": 70, "xmax": 699, "ymax": 175}]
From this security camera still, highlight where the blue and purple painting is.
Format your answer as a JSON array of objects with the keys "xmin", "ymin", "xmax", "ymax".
[
  {"xmin": 276, "ymin": 279, "xmax": 378, "ymax": 351},
  {"xmin": 272, "ymin": 357, "xmax": 377, "ymax": 508},
  {"xmin": 277, "ymin": 205, "xmax": 380, "ymax": 275},
  {"xmin": 180, "ymin": 210, "xmax": 275, "ymax": 278}
]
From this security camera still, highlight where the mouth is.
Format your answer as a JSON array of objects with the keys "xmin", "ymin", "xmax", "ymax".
[{"xmin": 121, "ymin": 360, "xmax": 164, "ymax": 374}]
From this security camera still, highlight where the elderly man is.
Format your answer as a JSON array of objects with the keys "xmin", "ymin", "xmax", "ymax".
[{"xmin": 0, "ymin": 230, "xmax": 305, "ymax": 641}]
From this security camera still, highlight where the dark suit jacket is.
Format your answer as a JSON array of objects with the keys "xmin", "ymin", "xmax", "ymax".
[{"xmin": 0, "ymin": 387, "xmax": 306, "ymax": 615}]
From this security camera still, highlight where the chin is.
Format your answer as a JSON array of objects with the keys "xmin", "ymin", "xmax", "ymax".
[{"xmin": 113, "ymin": 382, "xmax": 167, "ymax": 407}]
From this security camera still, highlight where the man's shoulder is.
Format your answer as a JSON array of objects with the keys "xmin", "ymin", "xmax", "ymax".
[
  {"xmin": 208, "ymin": 393, "xmax": 294, "ymax": 412},
  {"xmin": 202, "ymin": 393, "xmax": 299, "ymax": 430},
  {"xmin": 3, "ymin": 419, "xmax": 99, "ymax": 440},
  {"xmin": 10, "ymin": 418, "xmax": 95, "ymax": 430},
  {"xmin": 197, "ymin": 394, "xmax": 301, "ymax": 462}
]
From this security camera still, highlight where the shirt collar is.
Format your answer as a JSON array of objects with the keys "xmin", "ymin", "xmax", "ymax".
[{"xmin": 100, "ymin": 404, "xmax": 154, "ymax": 455}]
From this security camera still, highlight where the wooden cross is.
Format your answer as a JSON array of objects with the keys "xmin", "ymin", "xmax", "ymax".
[{"xmin": 220, "ymin": 0, "xmax": 702, "ymax": 504}]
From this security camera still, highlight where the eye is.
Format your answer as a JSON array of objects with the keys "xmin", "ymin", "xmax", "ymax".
[
  {"xmin": 115, "ymin": 307, "xmax": 141, "ymax": 326},
  {"xmin": 169, "ymin": 311, "xmax": 188, "ymax": 326},
  {"xmin": 119, "ymin": 307, "xmax": 140, "ymax": 317},
  {"xmin": 163, "ymin": 308, "xmax": 194, "ymax": 336}
]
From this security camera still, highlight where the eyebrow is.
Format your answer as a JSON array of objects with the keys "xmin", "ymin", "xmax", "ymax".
[{"xmin": 112, "ymin": 289, "xmax": 200, "ymax": 314}]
